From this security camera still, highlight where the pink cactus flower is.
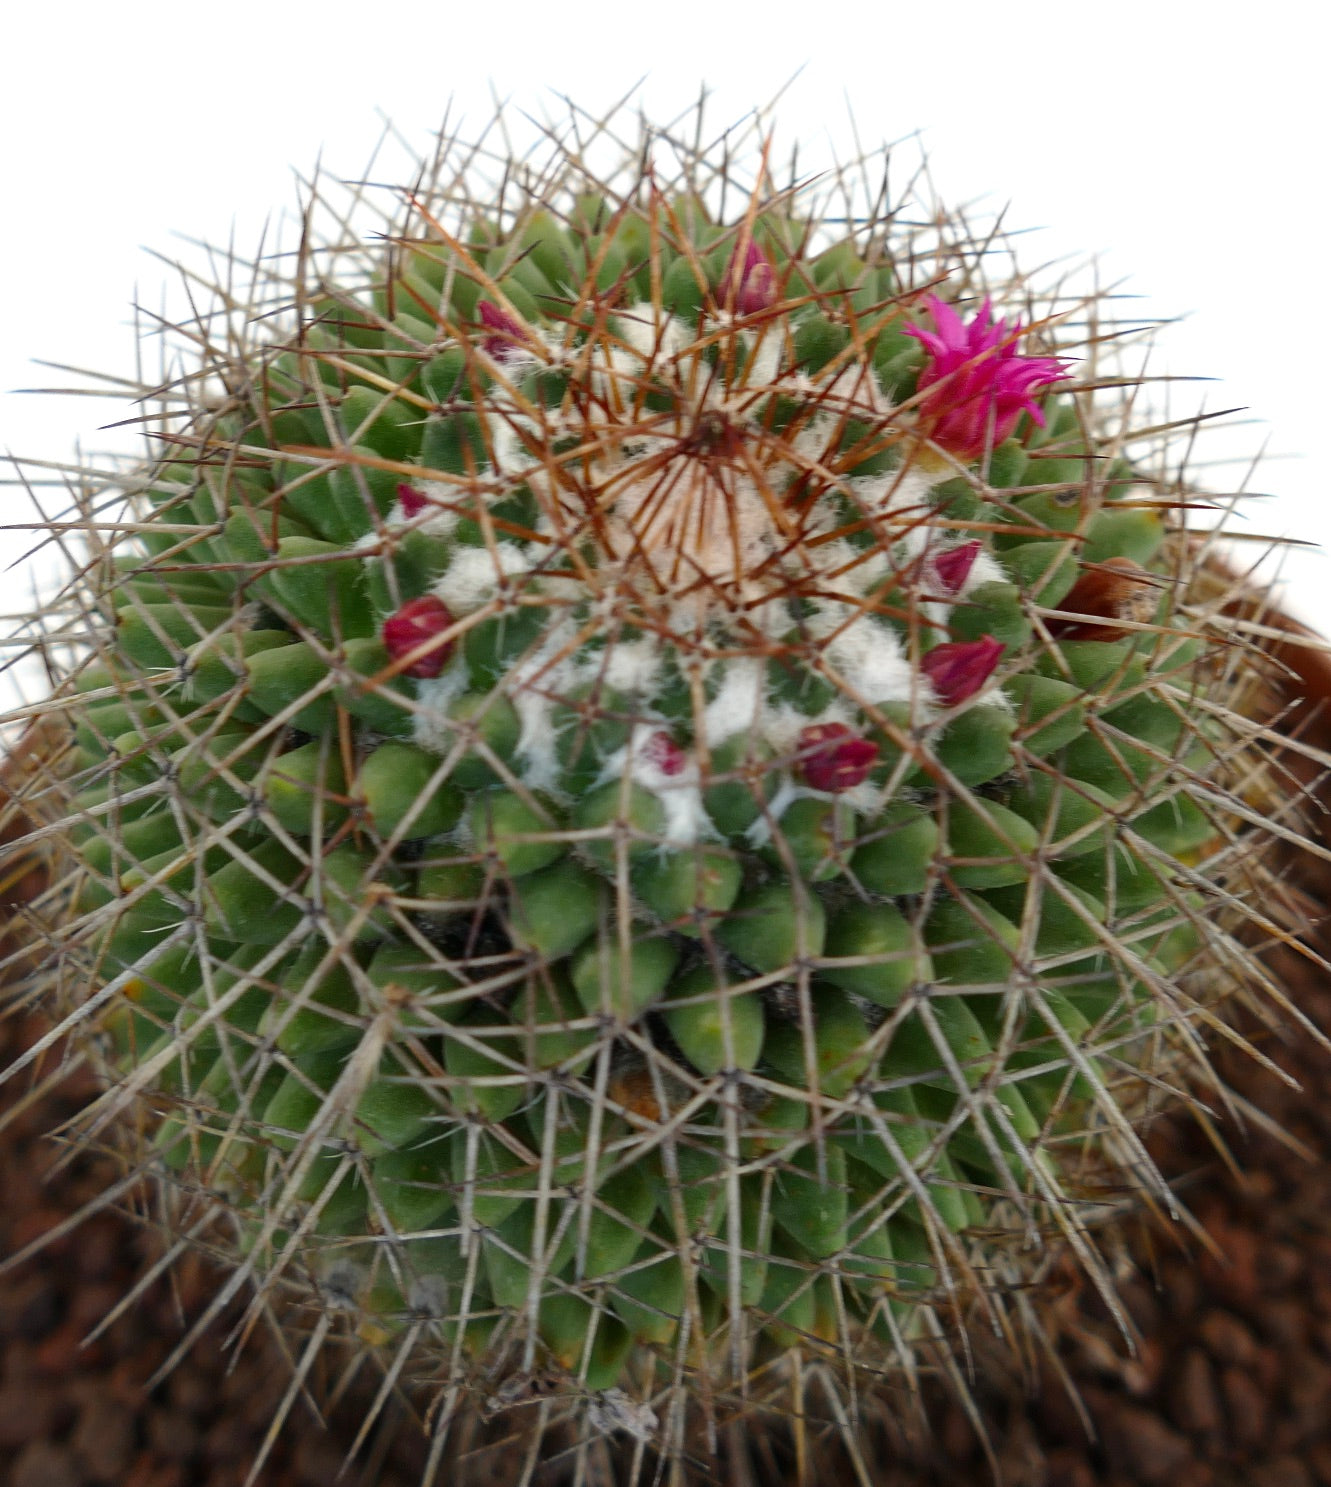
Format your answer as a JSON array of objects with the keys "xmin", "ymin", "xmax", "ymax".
[
  {"xmin": 719, "ymin": 238, "xmax": 778, "ymax": 316},
  {"xmin": 477, "ymin": 299, "xmax": 526, "ymax": 361},
  {"xmin": 920, "ymin": 636, "xmax": 1005, "ymax": 708},
  {"xmin": 931, "ymin": 540, "xmax": 984, "ymax": 596},
  {"xmin": 905, "ymin": 295, "xmax": 1069, "ymax": 462},
  {"xmin": 382, "ymin": 595, "xmax": 456, "ymax": 679},
  {"xmin": 397, "ymin": 482, "xmax": 429, "ymax": 518},
  {"xmin": 796, "ymin": 722, "xmax": 880, "ymax": 792}
]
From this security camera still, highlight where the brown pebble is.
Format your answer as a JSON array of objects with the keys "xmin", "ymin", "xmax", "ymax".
[
  {"xmin": 9, "ymin": 1207, "xmax": 76, "ymax": 1257},
  {"xmin": 1199, "ymin": 1223, "xmax": 1261, "ymax": 1311},
  {"xmin": 202, "ymin": 1415, "xmax": 254, "ymax": 1464},
  {"xmin": 1259, "ymin": 1297, "xmax": 1311, "ymax": 1350},
  {"xmin": 294, "ymin": 1430, "xmax": 351, "ymax": 1485},
  {"xmin": 0, "ymin": 1272, "xmax": 62, "ymax": 1340},
  {"xmin": 1196, "ymin": 1308, "xmax": 1259, "ymax": 1367},
  {"xmin": 1172, "ymin": 1465, "xmax": 1216, "ymax": 1487},
  {"xmin": 1121, "ymin": 1335, "xmax": 1164, "ymax": 1397},
  {"xmin": 122, "ymin": 1455, "xmax": 184, "ymax": 1487},
  {"xmin": 1249, "ymin": 1458, "xmax": 1315, "ymax": 1487},
  {"xmin": 145, "ymin": 1408, "xmax": 197, "ymax": 1463},
  {"xmin": 1118, "ymin": 1275, "xmax": 1165, "ymax": 1335},
  {"xmin": 1098, "ymin": 1402, "xmax": 1192, "ymax": 1484},
  {"xmin": 1285, "ymin": 1355, "xmax": 1331, "ymax": 1442},
  {"xmin": 70, "ymin": 1394, "xmax": 137, "ymax": 1482},
  {"xmin": 66, "ymin": 1281, "xmax": 127, "ymax": 1340},
  {"xmin": 72, "ymin": 1219, "xmax": 123, "ymax": 1281},
  {"xmin": 165, "ymin": 1364, "xmax": 215, "ymax": 1419},
  {"xmin": 1256, "ymin": 1241, "xmax": 1305, "ymax": 1292},
  {"xmin": 1167, "ymin": 1347, "xmax": 1224, "ymax": 1438},
  {"xmin": 1307, "ymin": 1441, "xmax": 1331, "ymax": 1487},
  {"xmin": 1044, "ymin": 1447, "xmax": 1097, "ymax": 1487},
  {"xmin": 1219, "ymin": 1364, "xmax": 1269, "ymax": 1452},
  {"xmin": 0, "ymin": 1382, "xmax": 62, "ymax": 1451},
  {"xmin": 11, "ymin": 1439, "xmax": 83, "ymax": 1487},
  {"xmin": 1159, "ymin": 1258, "xmax": 1201, "ymax": 1321},
  {"xmin": 34, "ymin": 1319, "xmax": 102, "ymax": 1375}
]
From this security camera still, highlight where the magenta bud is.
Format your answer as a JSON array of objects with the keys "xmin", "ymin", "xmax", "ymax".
[
  {"xmin": 931, "ymin": 540, "xmax": 983, "ymax": 595},
  {"xmin": 721, "ymin": 238, "xmax": 778, "ymax": 316},
  {"xmin": 796, "ymin": 723, "xmax": 880, "ymax": 792},
  {"xmin": 642, "ymin": 730, "xmax": 688, "ymax": 777},
  {"xmin": 920, "ymin": 636, "xmax": 1005, "ymax": 708},
  {"xmin": 477, "ymin": 299, "xmax": 525, "ymax": 361},
  {"xmin": 397, "ymin": 482, "xmax": 429, "ymax": 518},
  {"xmin": 381, "ymin": 595, "xmax": 456, "ymax": 679}
]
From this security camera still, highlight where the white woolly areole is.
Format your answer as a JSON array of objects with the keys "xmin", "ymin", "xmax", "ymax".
[
  {"xmin": 575, "ymin": 636, "xmax": 664, "ymax": 698},
  {"xmin": 431, "ymin": 542, "xmax": 534, "ymax": 614},
  {"xmin": 618, "ymin": 302, "xmax": 691, "ymax": 362},
  {"xmin": 820, "ymin": 614, "xmax": 916, "ymax": 709},
  {"xmin": 597, "ymin": 724, "xmax": 710, "ymax": 848},
  {"xmin": 410, "ymin": 662, "xmax": 473, "ymax": 756},
  {"xmin": 508, "ymin": 620, "xmax": 582, "ymax": 793},
  {"xmin": 968, "ymin": 549, "xmax": 1006, "ymax": 591},
  {"xmin": 743, "ymin": 777, "xmax": 801, "ymax": 849},
  {"xmin": 382, "ymin": 492, "xmax": 462, "ymax": 540},
  {"xmin": 701, "ymin": 658, "xmax": 767, "ymax": 747}
]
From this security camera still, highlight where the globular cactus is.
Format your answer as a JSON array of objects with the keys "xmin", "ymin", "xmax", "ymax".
[{"xmin": 2, "ymin": 99, "xmax": 1307, "ymax": 1478}]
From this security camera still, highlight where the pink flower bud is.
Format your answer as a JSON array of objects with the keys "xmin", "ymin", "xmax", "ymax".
[
  {"xmin": 381, "ymin": 595, "xmax": 456, "ymax": 679},
  {"xmin": 920, "ymin": 636, "xmax": 1005, "ymax": 708},
  {"xmin": 397, "ymin": 482, "xmax": 429, "ymax": 518},
  {"xmin": 796, "ymin": 723, "xmax": 880, "ymax": 792},
  {"xmin": 642, "ymin": 729, "xmax": 688, "ymax": 777},
  {"xmin": 720, "ymin": 238, "xmax": 778, "ymax": 316},
  {"xmin": 477, "ymin": 299, "xmax": 525, "ymax": 361},
  {"xmin": 931, "ymin": 540, "xmax": 983, "ymax": 596},
  {"xmin": 904, "ymin": 295, "xmax": 1070, "ymax": 463}
]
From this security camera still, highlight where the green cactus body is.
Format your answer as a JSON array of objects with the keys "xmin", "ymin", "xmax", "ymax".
[{"xmin": 9, "ymin": 100, "xmax": 1296, "ymax": 1466}]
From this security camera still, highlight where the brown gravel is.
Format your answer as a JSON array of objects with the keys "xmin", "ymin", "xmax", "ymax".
[{"xmin": 3, "ymin": 626, "xmax": 1331, "ymax": 1485}]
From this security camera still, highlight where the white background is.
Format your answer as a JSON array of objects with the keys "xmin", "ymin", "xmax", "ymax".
[{"xmin": 1, "ymin": 0, "xmax": 1326, "ymax": 711}]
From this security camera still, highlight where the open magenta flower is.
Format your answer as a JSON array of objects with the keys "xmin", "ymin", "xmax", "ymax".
[{"xmin": 905, "ymin": 295, "xmax": 1069, "ymax": 462}]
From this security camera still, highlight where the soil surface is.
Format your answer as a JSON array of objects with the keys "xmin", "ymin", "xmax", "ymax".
[{"xmin": 4, "ymin": 629, "xmax": 1331, "ymax": 1487}]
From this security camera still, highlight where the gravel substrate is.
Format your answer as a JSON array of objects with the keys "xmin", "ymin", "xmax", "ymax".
[{"xmin": 3, "ymin": 630, "xmax": 1330, "ymax": 1486}]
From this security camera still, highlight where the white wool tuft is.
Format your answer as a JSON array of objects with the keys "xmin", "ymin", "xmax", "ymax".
[
  {"xmin": 579, "ymin": 637, "xmax": 665, "ymax": 698},
  {"xmin": 743, "ymin": 326, "xmax": 783, "ymax": 390},
  {"xmin": 821, "ymin": 614, "xmax": 916, "ymax": 708},
  {"xmin": 432, "ymin": 543, "xmax": 534, "ymax": 614},
  {"xmin": 972, "ymin": 549, "xmax": 1011, "ymax": 590},
  {"xmin": 855, "ymin": 465, "xmax": 936, "ymax": 521},
  {"xmin": 743, "ymin": 778, "xmax": 799, "ymax": 849},
  {"xmin": 508, "ymin": 621, "xmax": 581, "ymax": 792},
  {"xmin": 596, "ymin": 724, "xmax": 710, "ymax": 847},
  {"xmin": 380, "ymin": 484, "xmax": 461, "ymax": 539},
  {"xmin": 701, "ymin": 658, "xmax": 766, "ymax": 747},
  {"xmin": 618, "ymin": 303, "xmax": 690, "ymax": 362},
  {"xmin": 410, "ymin": 662, "xmax": 474, "ymax": 756}
]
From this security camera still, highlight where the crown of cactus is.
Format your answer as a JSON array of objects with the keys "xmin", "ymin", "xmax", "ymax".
[{"xmin": 2, "ymin": 99, "xmax": 1301, "ymax": 1476}]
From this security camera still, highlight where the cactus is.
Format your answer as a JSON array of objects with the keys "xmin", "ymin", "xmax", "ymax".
[{"xmin": 1, "ymin": 99, "xmax": 1310, "ymax": 1478}]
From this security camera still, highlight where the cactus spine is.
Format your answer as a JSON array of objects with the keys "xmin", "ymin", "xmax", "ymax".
[{"xmin": 1, "ymin": 98, "xmax": 1306, "ymax": 1478}]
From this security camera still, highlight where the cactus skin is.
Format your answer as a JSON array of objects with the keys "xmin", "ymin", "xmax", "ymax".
[{"xmin": 4, "ymin": 100, "xmax": 1299, "ymax": 1474}]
